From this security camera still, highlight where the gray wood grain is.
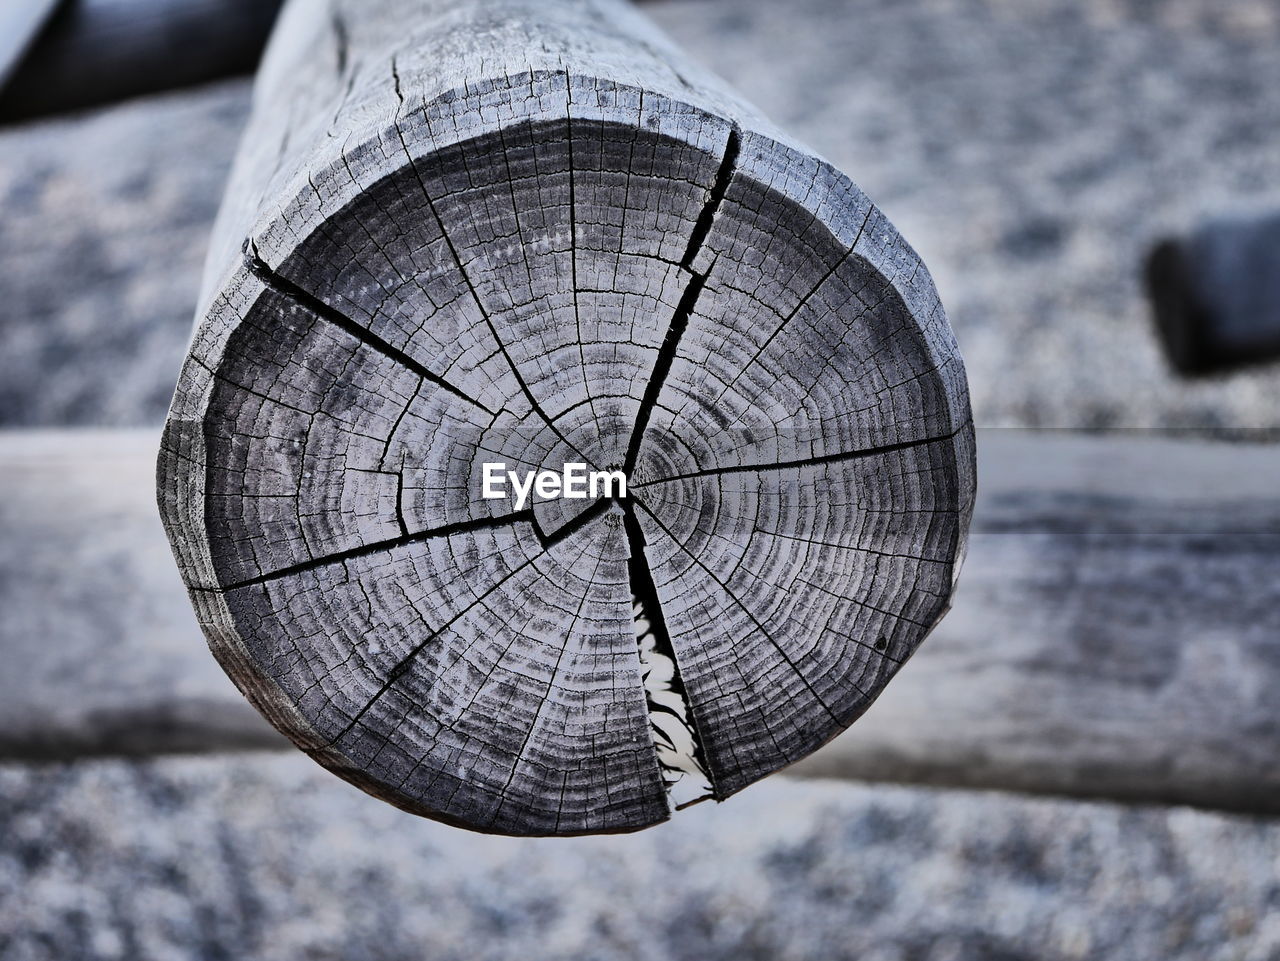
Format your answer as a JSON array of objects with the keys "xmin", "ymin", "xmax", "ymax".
[
  {"xmin": 7, "ymin": 0, "xmax": 1280, "ymax": 433},
  {"xmin": 159, "ymin": 0, "xmax": 973, "ymax": 835},
  {"xmin": 6, "ymin": 429, "xmax": 1279, "ymax": 814}
]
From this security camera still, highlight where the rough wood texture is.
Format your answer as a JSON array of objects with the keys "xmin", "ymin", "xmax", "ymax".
[
  {"xmin": 8, "ymin": 0, "xmax": 1280, "ymax": 432},
  {"xmin": 9, "ymin": 430, "xmax": 1280, "ymax": 815},
  {"xmin": 159, "ymin": 0, "xmax": 974, "ymax": 835}
]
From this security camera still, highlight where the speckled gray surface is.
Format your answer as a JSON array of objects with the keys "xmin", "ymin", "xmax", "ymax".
[
  {"xmin": 1, "ymin": 755, "xmax": 1278, "ymax": 961},
  {"xmin": 644, "ymin": 0, "xmax": 1280, "ymax": 428},
  {"xmin": 0, "ymin": 80, "xmax": 247, "ymax": 426},
  {"xmin": 2, "ymin": 0, "xmax": 1280, "ymax": 426}
]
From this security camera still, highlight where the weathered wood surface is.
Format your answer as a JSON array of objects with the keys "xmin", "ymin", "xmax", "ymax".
[
  {"xmin": 0, "ymin": 430, "xmax": 286, "ymax": 758},
  {"xmin": 6, "ymin": 0, "xmax": 1280, "ymax": 433},
  {"xmin": 0, "ymin": 0, "xmax": 283, "ymax": 124},
  {"xmin": 8, "ymin": 429, "xmax": 1280, "ymax": 815},
  {"xmin": 0, "ymin": 0, "xmax": 665, "ymax": 124},
  {"xmin": 789, "ymin": 430, "xmax": 1280, "ymax": 814},
  {"xmin": 160, "ymin": 0, "xmax": 973, "ymax": 835}
]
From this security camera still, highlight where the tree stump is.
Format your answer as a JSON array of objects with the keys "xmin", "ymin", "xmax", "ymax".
[{"xmin": 159, "ymin": 0, "xmax": 975, "ymax": 835}]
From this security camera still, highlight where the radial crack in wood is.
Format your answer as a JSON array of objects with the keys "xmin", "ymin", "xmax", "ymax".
[{"xmin": 158, "ymin": 0, "xmax": 974, "ymax": 835}]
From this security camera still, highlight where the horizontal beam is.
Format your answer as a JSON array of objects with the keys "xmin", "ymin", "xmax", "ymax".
[
  {"xmin": 0, "ymin": 0, "xmax": 61, "ymax": 92},
  {"xmin": 0, "ymin": 0, "xmax": 283, "ymax": 124},
  {"xmin": 787, "ymin": 430, "xmax": 1280, "ymax": 814},
  {"xmin": 2, "ymin": 429, "xmax": 1278, "ymax": 815},
  {"xmin": 0, "ymin": 430, "xmax": 284, "ymax": 757},
  {"xmin": 0, "ymin": 0, "xmax": 674, "ymax": 125}
]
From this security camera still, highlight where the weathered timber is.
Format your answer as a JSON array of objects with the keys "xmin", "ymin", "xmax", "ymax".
[
  {"xmin": 9, "ymin": 430, "xmax": 1280, "ymax": 814},
  {"xmin": 159, "ymin": 0, "xmax": 974, "ymax": 835},
  {"xmin": 0, "ymin": 430, "xmax": 286, "ymax": 758},
  {"xmin": 790, "ymin": 429, "xmax": 1280, "ymax": 814},
  {"xmin": 7, "ymin": 2, "xmax": 1280, "ymax": 433},
  {"xmin": 0, "ymin": 80, "xmax": 250, "ymax": 427},
  {"xmin": 0, "ymin": 0, "xmax": 283, "ymax": 124},
  {"xmin": 0, "ymin": 0, "xmax": 664, "ymax": 125}
]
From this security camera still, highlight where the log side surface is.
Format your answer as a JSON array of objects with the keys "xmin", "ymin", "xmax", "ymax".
[{"xmin": 159, "ymin": 0, "xmax": 974, "ymax": 835}]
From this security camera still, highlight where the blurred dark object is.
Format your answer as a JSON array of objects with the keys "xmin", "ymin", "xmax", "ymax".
[
  {"xmin": 0, "ymin": 0, "xmax": 284, "ymax": 124},
  {"xmin": 0, "ymin": 0, "xmax": 60, "ymax": 90},
  {"xmin": 1146, "ymin": 211, "xmax": 1280, "ymax": 377}
]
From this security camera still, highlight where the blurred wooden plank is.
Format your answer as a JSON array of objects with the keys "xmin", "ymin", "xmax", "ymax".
[
  {"xmin": 791, "ymin": 430, "xmax": 1280, "ymax": 814},
  {"xmin": 1, "ymin": 429, "xmax": 1278, "ymax": 816},
  {"xmin": 0, "ymin": 0, "xmax": 61, "ymax": 90},
  {"xmin": 0, "ymin": 429, "xmax": 285, "ymax": 757},
  {"xmin": 0, "ymin": 0, "xmax": 282, "ymax": 123}
]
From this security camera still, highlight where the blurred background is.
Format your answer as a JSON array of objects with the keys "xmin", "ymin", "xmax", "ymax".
[{"xmin": 1, "ymin": 0, "xmax": 1279, "ymax": 959}]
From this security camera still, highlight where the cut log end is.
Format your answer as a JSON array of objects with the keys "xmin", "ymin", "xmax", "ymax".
[{"xmin": 160, "ymin": 15, "xmax": 972, "ymax": 836}]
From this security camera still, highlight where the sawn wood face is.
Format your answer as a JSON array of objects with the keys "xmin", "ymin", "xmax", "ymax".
[{"xmin": 158, "ymin": 0, "xmax": 974, "ymax": 835}]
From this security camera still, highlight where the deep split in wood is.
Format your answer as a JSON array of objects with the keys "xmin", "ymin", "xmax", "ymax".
[{"xmin": 159, "ymin": 0, "xmax": 974, "ymax": 835}]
